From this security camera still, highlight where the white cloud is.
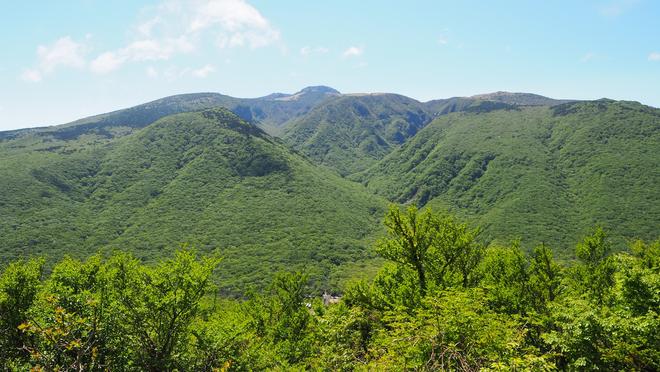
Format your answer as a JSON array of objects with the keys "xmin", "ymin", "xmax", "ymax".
[
  {"xmin": 36, "ymin": 36, "xmax": 86, "ymax": 72},
  {"xmin": 190, "ymin": 0, "xmax": 279, "ymax": 48},
  {"xmin": 437, "ymin": 36, "xmax": 448, "ymax": 45},
  {"xmin": 343, "ymin": 46, "xmax": 363, "ymax": 58},
  {"xmin": 129, "ymin": 37, "xmax": 192, "ymax": 60},
  {"xmin": 300, "ymin": 46, "xmax": 329, "ymax": 56},
  {"xmin": 90, "ymin": 36, "xmax": 196, "ymax": 75},
  {"xmin": 90, "ymin": 51, "xmax": 127, "ymax": 74},
  {"xmin": 23, "ymin": 1, "xmax": 278, "ymax": 80},
  {"xmin": 146, "ymin": 66, "xmax": 159, "ymax": 78},
  {"xmin": 137, "ymin": 16, "xmax": 162, "ymax": 37},
  {"xmin": 88, "ymin": 0, "xmax": 279, "ymax": 75},
  {"xmin": 21, "ymin": 36, "xmax": 87, "ymax": 82},
  {"xmin": 20, "ymin": 69, "xmax": 43, "ymax": 83},
  {"xmin": 649, "ymin": 52, "xmax": 660, "ymax": 61},
  {"xmin": 192, "ymin": 64, "xmax": 215, "ymax": 78}
]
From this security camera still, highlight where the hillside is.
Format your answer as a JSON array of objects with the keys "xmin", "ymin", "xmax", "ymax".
[
  {"xmin": 282, "ymin": 92, "xmax": 566, "ymax": 176},
  {"xmin": 1, "ymin": 89, "xmax": 658, "ymax": 280},
  {"xmin": 283, "ymin": 93, "xmax": 431, "ymax": 175},
  {"xmin": 356, "ymin": 100, "xmax": 660, "ymax": 253},
  {"xmin": 0, "ymin": 108, "xmax": 386, "ymax": 293}
]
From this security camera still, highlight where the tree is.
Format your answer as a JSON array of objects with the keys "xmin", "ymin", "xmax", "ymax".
[
  {"xmin": 529, "ymin": 243, "xmax": 562, "ymax": 309},
  {"xmin": 108, "ymin": 249, "xmax": 220, "ymax": 371},
  {"xmin": 620, "ymin": 239, "xmax": 660, "ymax": 315},
  {"xmin": 18, "ymin": 255, "xmax": 118, "ymax": 370},
  {"xmin": 430, "ymin": 216, "xmax": 482, "ymax": 289},
  {"xmin": 248, "ymin": 271, "xmax": 314, "ymax": 365},
  {"xmin": 376, "ymin": 205, "xmax": 437, "ymax": 296},
  {"xmin": 376, "ymin": 204, "xmax": 483, "ymax": 297},
  {"xmin": 479, "ymin": 241, "xmax": 532, "ymax": 314},
  {"xmin": 573, "ymin": 228, "xmax": 616, "ymax": 304},
  {"xmin": 0, "ymin": 258, "xmax": 44, "ymax": 364}
]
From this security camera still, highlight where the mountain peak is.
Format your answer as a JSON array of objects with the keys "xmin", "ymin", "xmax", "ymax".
[
  {"xmin": 470, "ymin": 91, "xmax": 572, "ymax": 106},
  {"xmin": 271, "ymin": 86, "xmax": 340, "ymax": 102},
  {"xmin": 296, "ymin": 86, "xmax": 341, "ymax": 95}
]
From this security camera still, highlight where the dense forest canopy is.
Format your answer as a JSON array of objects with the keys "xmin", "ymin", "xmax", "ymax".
[
  {"xmin": 1, "ymin": 88, "xmax": 658, "ymax": 370},
  {"xmin": 1, "ymin": 206, "xmax": 658, "ymax": 370},
  {"xmin": 1, "ymin": 94, "xmax": 658, "ymax": 294}
]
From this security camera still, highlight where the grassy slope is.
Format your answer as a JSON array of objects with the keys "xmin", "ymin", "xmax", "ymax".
[
  {"xmin": 0, "ymin": 109, "xmax": 386, "ymax": 294},
  {"xmin": 357, "ymin": 101, "xmax": 660, "ymax": 255}
]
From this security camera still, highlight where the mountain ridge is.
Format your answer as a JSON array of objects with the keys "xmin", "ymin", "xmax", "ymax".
[
  {"xmin": 1, "ymin": 87, "xmax": 581, "ymax": 138},
  {"xmin": 1, "ymin": 88, "xmax": 657, "ymax": 289}
]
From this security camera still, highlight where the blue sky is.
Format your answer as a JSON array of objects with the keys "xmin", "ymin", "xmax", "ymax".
[{"xmin": 1, "ymin": 0, "xmax": 659, "ymax": 130}]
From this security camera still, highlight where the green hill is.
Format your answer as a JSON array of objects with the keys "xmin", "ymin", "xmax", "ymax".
[
  {"xmin": 0, "ymin": 108, "xmax": 385, "ymax": 293},
  {"xmin": 282, "ymin": 92, "xmax": 566, "ymax": 176},
  {"xmin": 283, "ymin": 93, "xmax": 431, "ymax": 175},
  {"xmin": 356, "ymin": 100, "xmax": 660, "ymax": 254},
  {"xmin": 1, "ymin": 89, "xmax": 658, "ymax": 287}
]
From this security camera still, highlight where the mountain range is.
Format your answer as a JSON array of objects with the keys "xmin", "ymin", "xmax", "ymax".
[{"xmin": 1, "ymin": 86, "xmax": 658, "ymax": 292}]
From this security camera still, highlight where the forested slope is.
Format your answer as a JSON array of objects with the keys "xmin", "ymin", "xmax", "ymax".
[
  {"xmin": 357, "ymin": 100, "xmax": 660, "ymax": 253},
  {"xmin": 0, "ymin": 108, "xmax": 386, "ymax": 293}
]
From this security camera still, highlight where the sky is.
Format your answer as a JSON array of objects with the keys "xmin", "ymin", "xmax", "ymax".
[{"xmin": 1, "ymin": 0, "xmax": 659, "ymax": 130}]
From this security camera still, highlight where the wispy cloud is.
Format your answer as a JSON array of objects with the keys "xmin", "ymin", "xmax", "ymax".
[
  {"xmin": 581, "ymin": 52, "xmax": 597, "ymax": 62},
  {"xmin": 20, "ymin": 69, "xmax": 43, "ymax": 83},
  {"xmin": 192, "ymin": 0, "xmax": 280, "ymax": 49},
  {"xmin": 437, "ymin": 35, "xmax": 448, "ymax": 46},
  {"xmin": 90, "ymin": 51, "xmax": 127, "ymax": 74},
  {"xmin": 649, "ymin": 52, "xmax": 660, "ymax": 61},
  {"xmin": 599, "ymin": 0, "xmax": 639, "ymax": 17},
  {"xmin": 143, "ymin": 64, "xmax": 215, "ymax": 80},
  {"xmin": 192, "ymin": 64, "xmax": 215, "ymax": 78},
  {"xmin": 300, "ymin": 46, "xmax": 329, "ymax": 56},
  {"xmin": 21, "ymin": 36, "xmax": 87, "ymax": 82},
  {"xmin": 24, "ymin": 0, "xmax": 279, "ymax": 79},
  {"xmin": 146, "ymin": 66, "xmax": 159, "ymax": 78},
  {"xmin": 90, "ymin": 36, "xmax": 195, "ymax": 75},
  {"xmin": 91, "ymin": 0, "xmax": 278, "ymax": 74},
  {"xmin": 342, "ymin": 46, "xmax": 363, "ymax": 58}
]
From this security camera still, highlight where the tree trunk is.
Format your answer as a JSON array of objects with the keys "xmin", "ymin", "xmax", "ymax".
[{"xmin": 414, "ymin": 261, "xmax": 427, "ymax": 297}]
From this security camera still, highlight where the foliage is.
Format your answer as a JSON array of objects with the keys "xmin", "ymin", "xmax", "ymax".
[
  {"xmin": 0, "ymin": 206, "xmax": 659, "ymax": 370},
  {"xmin": 284, "ymin": 93, "xmax": 432, "ymax": 175},
  {"xmin": 0, "ymin": 108, "xmax": 386, "ymax": 295},
  {"xmin": 375, "ymin": 204, "xmax": 482, "ymax": 297},
  {"xmin": 0, "ymin": 91, "xmax": 659, "ymax": 369},
  {"xmin": 358, "ymin": 101, "xmax": 660, "ymax": 255},
  {"xmin": 0, "ymin": 257, "xmax": 43, "ymax": 363},
  {"xmin": 2, "ymin": 97, "xmax": 658, "ymax": 291}
]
